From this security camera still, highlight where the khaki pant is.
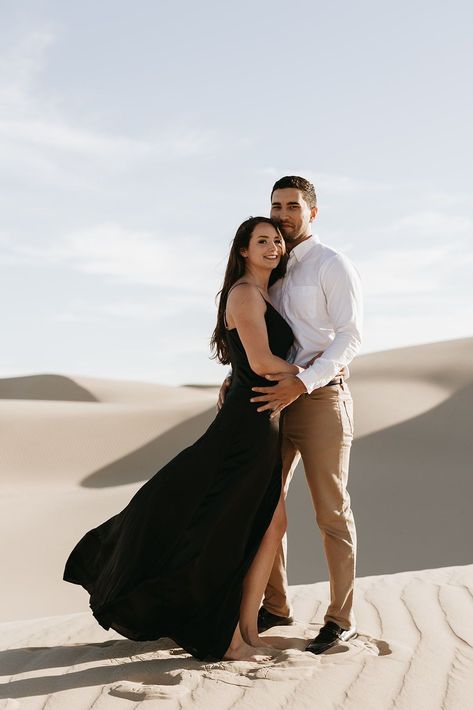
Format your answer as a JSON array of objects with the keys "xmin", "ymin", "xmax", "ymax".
[{"xmin": 263, "ymin": 381, "xmax": 356, "ymax": 630}]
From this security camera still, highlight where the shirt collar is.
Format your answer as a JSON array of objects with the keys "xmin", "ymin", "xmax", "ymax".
[{"xmin": 288, "ymin": 234, "xmax": 320, "ymax": 262}]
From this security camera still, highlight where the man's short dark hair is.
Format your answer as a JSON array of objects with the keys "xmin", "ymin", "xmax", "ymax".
[{"xmin": 271, "ymin": 175, "xmax": 317, "ymax": 209}]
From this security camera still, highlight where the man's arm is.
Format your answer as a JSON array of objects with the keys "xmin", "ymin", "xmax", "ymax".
[
  {"xmin": 250, "ymin": 253, "xmax": 363, "ymax": 417},
  {"xmin": 297, "ymin": 253, "xmax": 363, "ymax": 394}
]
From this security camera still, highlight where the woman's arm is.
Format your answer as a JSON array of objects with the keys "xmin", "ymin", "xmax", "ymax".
[{"xmin": 226, "ymin": 285, "xmax": 299, "ymax": 376}]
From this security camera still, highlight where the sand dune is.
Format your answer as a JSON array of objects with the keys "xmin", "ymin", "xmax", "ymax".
[
  {"xmin": 0, "ymin": 375, "xmax": 217, "ymax": 486},
  {"xmin": 1, "ymin": 338, "xmax": 472, "ymax": 621},
  {"xmin": 0, "ymin": 338, "xmax": 472, "ymax": 707}
]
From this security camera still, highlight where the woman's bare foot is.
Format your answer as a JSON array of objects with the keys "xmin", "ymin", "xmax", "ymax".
[
  {"xmin": 244, "ymin": 632, "xmax": 289, "ymax": 653},
  {"xmin": 247, "ymin": 634, "xmax": 289, "ymax": 650},
  {"xmin": 223, "ymin": 638, "xmax": 274, "ymax": 662}
]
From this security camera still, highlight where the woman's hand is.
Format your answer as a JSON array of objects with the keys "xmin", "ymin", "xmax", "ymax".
[{"xmin": 217, "ymin": 376, "xmax": 232, "ymax": 411}]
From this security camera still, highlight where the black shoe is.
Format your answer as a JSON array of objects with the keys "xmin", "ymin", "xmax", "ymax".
[
  {"xmin": 257, "ymin": 607, "xmax": 294, "ymax": 633},
  {"xmin": 305, "ymin": 621, "xmax": 357, "ymax": 655}
]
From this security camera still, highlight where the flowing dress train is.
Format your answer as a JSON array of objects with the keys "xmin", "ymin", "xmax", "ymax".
[{"xmin": 63, "ymin": 299, "xmax": 293, "ymax": 660}]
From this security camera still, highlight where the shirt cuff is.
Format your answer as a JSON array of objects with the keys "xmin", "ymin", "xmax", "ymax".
[
  {"xmin": 295, "ymin": 372, "xmax": 310, "ymax": 393},
  {"xmin": 296, "ymin": 360, "xmax": 339, "ymax": 394}
]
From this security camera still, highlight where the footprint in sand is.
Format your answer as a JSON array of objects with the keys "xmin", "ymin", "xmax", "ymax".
[
  {"xmin": 325, "ymin": 634, "xmax": 392, "ymax": 657},
  {"xmin": 110, "ymin": 682, "xmax": 190, "ymax": 700},
  {"xmin": 109, "ymin": 670, "xmax": 198, "ymax": 699},
  {"xmin": 202, "ymin": 638, "xmax": 395, "ymax": 685},
  {"xmin": 201, "ymin": 650, "xmax": 318, "ymax": 684}
]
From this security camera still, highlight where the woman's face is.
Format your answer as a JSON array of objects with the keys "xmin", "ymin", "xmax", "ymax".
[{"xmin": 240, "ymin": 223, "xmax": 285, "ymax": 271}]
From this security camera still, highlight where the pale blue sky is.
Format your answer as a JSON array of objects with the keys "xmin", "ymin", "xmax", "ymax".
[{"xmin": 1, "ymin": 1, "xmax": 472, "ymax": 384}]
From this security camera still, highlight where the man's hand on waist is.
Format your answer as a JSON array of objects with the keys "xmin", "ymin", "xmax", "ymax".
[{"xmin": 250, "ymin": 373, "xmax": 307, "ymax": 419}]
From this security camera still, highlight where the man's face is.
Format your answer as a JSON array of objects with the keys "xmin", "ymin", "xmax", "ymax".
[{"xmin": 270, "ymin": 188, "xmax": 317, "ymax": 247}]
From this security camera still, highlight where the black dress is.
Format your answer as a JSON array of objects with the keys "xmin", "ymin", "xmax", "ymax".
[{"xmin": 63, "ymin": 297, "xmax": 294, "ymax": 661}]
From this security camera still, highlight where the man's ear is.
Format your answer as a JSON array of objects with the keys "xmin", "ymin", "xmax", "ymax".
[{"xmin": 310, "ymin": 206, "xmax": 318, "ymax": 222}]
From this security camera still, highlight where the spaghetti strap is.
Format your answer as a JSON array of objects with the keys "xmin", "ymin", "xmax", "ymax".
[{"xmin": 227, "ymin": 282, "xmax": 269, "ymax": 304}]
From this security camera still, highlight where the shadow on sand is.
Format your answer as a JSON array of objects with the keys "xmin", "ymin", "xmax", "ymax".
[
  {"xmin": 0, "ymin": 630, "xmax": 389, "ymax": 699},
  {"xmin": 287, "ymin": 381, "xmax": 473, "ymax": 583},
  {"xmin": 0, "ymin": 643, "xmax": 194, "ymax": 699},
  {"xmin": 81, "ymin": 407, "xmax": 215, "ymax": 487}
]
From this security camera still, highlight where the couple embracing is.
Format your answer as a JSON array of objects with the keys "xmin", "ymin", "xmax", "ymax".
[{"xmin": 64, "ymin": 175, "xmax": 363, "ymax": 663}]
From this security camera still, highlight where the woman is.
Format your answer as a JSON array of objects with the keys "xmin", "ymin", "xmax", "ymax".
[{"xmin": 63, "ymin": 216, "xmax": 301, "ymax": 662}]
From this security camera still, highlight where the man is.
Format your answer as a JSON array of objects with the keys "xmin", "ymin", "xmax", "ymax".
[{"xmin": 219, "ymin": 175, "xmax": 363, "ymax": 654}]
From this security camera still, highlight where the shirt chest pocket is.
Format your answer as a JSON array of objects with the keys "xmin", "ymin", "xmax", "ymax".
[{"xmin": 287, "ymin": 285, "xmax": 325, "ymax": 321}]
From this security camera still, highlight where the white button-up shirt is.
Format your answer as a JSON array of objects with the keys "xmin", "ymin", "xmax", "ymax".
[{"xmin": 269, "ymin": 234, "xmax": 363, "ymax": 393}]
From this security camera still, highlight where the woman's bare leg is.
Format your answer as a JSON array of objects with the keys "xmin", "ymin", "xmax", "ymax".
[
  {"xmin": 223, "ymin": 621, "xmax": 275, "ymax": 661},
  {"xmin": 239, "ymin": 492, "xmax": 287, "ymax": 646}
]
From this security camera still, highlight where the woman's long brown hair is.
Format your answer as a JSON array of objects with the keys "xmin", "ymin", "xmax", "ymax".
[{"xmin": 210, "ymin": 216, "xmax": 287, "ymax": 364}]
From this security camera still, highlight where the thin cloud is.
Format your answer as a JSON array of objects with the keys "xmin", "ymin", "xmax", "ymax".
[
  {"xmin": 0, "ymin": 117, "xmax": 216, "ymax": 159},
  {"xmin": 1, "ymin": 223, "xmax": 223, "ymax": 292},
  {"xmin": 52, "ymin": 293, "xmax": 214, "ymax": 325},
  {"xmin": 357, "ymin": 243, "xmax": 469, "ymax": 297},
  {"xmin": 0, "ymin": 27, "xmax": 54, "ymax": 106},
  {"xmin": 390, "ymin": 211, "xmax": 473, "ymax": 237},
  {"xmin": 259, "ymin": 167, "xmax": 392, "ymax": 195},
  {"xmin": 0, "ymin": 24, "xmax": 216, "ymax": 194}
]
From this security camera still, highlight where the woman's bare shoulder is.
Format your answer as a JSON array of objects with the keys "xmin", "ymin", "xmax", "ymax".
[
  {"xmin": 227, "ymin": 282, "xmax": 263, "ymax": 306},
  {"xmin": 227, "ymin": 281, "xmax": 261, "ymax": 301},
  {"xmin": 226, "ymin": 283, "xmax": 267, "ymax": 324}
]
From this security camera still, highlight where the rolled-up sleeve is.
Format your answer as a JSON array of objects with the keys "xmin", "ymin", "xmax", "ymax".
[{"xmin": 297, "ymin": 254, "xmax": 363, "ymax": 393}]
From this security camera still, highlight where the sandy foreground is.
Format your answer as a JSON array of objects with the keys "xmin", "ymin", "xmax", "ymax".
[
  {"xmin": 1, "ymin": 337, "xmax": 472, "ymax": 708},
  {"xmin": 1, "ymin": 564, "xmax": 473, "ymax": 709}
]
